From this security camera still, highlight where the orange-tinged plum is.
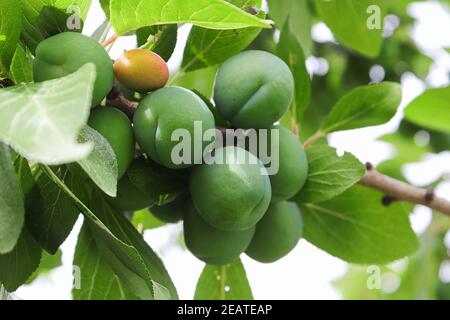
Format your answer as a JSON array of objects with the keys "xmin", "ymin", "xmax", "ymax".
[{"xmin": 114, "ymin": 49, "xmax": 169, "ymax": 93}]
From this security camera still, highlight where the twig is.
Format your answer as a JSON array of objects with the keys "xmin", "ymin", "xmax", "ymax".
[
  {"xmin": 102, "ymin": 34, "xmax": 119, "ymax": 48},
  {"xmin": 106, "ymin": 86, "xmax": 138, "ymax": 119},
  {"xmin": 0, "ymin": 78, "xmax": 14, "ymax": 88},
  {"xmin": 360, "ymin": 163, "xmax": 450, "ymax": 217}
]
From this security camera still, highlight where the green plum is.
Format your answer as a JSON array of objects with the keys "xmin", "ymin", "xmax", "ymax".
[
  {"xmin": 190, "ymin": 146, "xmax": 272, "ymax": 231},
  {"xmin": 246, "ymin": 201, "xmax": 303, "ymax": 263},
  {"xmin": 184, "ymin": 203, "xmax": 255, "ymax": 265},
  {"xmin": 256, "ymin": 126, "xmax": 308, "ymax": 202},
  {"xmin": 133, "ymin": 86, "xmax": 215, "ymax": 169},
  {"xmin": 88, "ymin": 107, "xmax": 135, "ymax": 179},
  {"xmin": 33, "ymin": 32, "xmax": 114, "ymax": 106},
  {"xmin": 151, "ymin": 193, "xmax": 189, "ymax": 223},
  {"xmin": 107, "ymin": 171, "xmax": 154, "ymax": 212},
  {"xmin": 214, "ymin": 50, "xmax": 294, "ymax": 129}
]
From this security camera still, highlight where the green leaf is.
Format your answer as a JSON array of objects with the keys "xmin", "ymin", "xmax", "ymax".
[
  {"xmin": 277, "ymin": 18, "xmax": 311, "ymax": 123},
  {"xmin": 321, "ymin": 82, "xmax": 402, "ymax": 134},
  {"xmin": 26, "ymin": 249, "xmax": 62, "ymax": 284},
  {"xmin": 0, "ymin": 143, "xmax": 24, "ymax": 254},
  {"xmin": 109, "ymin": 0, "xmax": 271, "ymax": 35},
  {"xmin": 59, "ymin": 175, "xmax": 177, "ymax": 300},
  {"xmin": 377, "ymin": 129, "xmax": 431, "ymax": 181},
  {"xmin": 86, "ymin": 193, "xmax": 178, "ymax": 300},
  {"xmin": 54, "ymin": 0, "xmax": 92, "ymax": 18},
  {"xmin": 295, "ymin": 145, "xmax": 365, "ymax": 204},
  {"xmin": 267, "ymin": 0, "xmax": 312, "ymax": 55},
  {"xmin": 173, "ymin": 66, "xmax": 218, "ymax": 99},
  {"xmin": 132, "ymin": 209, "xmax": 166, "ymax": 231},
  {"xmin": 77, "ymin": 126, "xmax": 118, "ymax": 197},
  {"xmin": 25, "ymin": 167, "xmax": 81, "ymax": 254},
  {"xmin": 0, "ymin": 227, "xmax": 42, "ymax": 292},
  {"xmin": 0, "ymin": 63, "xmax": 95, "ymax": 165},
  {"xmin": 9, "ymin": 46, "xmax": 33, "ymax": 84},
  {"xmin": 99, "ymin": 0, "xmax": 111, "ymax": 18},
  {"xmin": 73, "ymin": 224, "xmax": 135, "ymax": 300},
  {"xmin": 20, "ymin": 1, "xmax": 91, "ymax": 52},
  {"xmin": 14, "ymin": 156, "xmax": 36, "ymax": 195},
  {"xmin": 136, "ymin": 25, "xmax": 178, "ymax": 62},
  {"xmin": 314, "ymin": 0, "xmax": 385, "ymax": 57},
  {"xmin": 334, "ymin": 217, "xmax": 449, "ymax": 299},
  {"xmin": 194, "ymin": 259, "xmax": 253, "ymax": 300},
  {"xmin": 299, "ymin": 185, "xmax": 419, "ymax": 264},
  {"xmin": 41, "ymin": 165, "xmax": 161, "ymax": 300},
  {"xmin": 91, "ymin": 20, "xmax": 110, "ymax": 42},
  {"xmin": 0, "ymin": 0, "xmax": 22, "ymax": 73},
  {"xmin": 404, "ymin": 86, "xmax": 450, "ymax": 134},
  {"xmin": 126, "ymin": 157, "xmax": 188, "ymax": 206},
  {"xmin": 0, "ymin": 285, "xmax": 8, "ymax": 300},
  {"xmin": 182, "ymin": 0, "xmax": 264, "ymax": 72}
]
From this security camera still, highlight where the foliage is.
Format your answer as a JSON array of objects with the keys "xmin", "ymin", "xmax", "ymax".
[{"xmin": 0, "ymin": 0, "xmax": 448, "ymax": 301}]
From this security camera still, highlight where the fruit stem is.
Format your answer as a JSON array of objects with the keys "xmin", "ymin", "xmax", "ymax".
[{"xmin": 102, "ymin": 34, "xmax": 118, "ymax": 48}]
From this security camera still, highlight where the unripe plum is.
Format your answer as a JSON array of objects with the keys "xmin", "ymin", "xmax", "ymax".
[
  {"xmin": 133, "ymin": 86, "xmax": 215, "ymax": 169},
  {"xmin": 190, "ymin": 146, "xmax": 272, "ymax": 231},
  {"xmin": 214, "ymin": 50, "xmax": 294, "ymax": 129},
  {"xmin": 88, "ymin": 107, "xmax": 135, "ymax": 179},
  {"xmin": 33, "ymin": 32, "xmax": 114, "ymax": 106},
  {"xmin": 184, "ymin": 203, "xmax": 255, "ymax": 265},
  {"xmin": 246, "ymin": 201, "xmax": 303, "ymax": 263}
]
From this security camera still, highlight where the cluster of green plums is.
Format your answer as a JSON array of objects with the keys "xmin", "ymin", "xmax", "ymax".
[{"xmin": 33, "ymin": 32, "xmax": 309, "ymax": 265}]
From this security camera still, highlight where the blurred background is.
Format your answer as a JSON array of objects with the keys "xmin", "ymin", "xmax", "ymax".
[{"xmin": 15, "ymin": 0, "xmax": 450, "ymax": 299}]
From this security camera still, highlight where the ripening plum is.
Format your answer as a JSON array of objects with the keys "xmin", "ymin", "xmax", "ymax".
[{"xmin": 114, "ymin": 49, "xmax": 169, "ymax": 93}]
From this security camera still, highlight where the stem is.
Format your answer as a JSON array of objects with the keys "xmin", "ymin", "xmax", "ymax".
[
  {"xmin": 102, "ymin": 34, "xmax": 118, "ymax": 48},
  {"xmin": 106, "ymin": 86, "xmax": 139, "ymax": 119},
  {"xmin": 139, "ymin": 34, "xmax": 158, "ymax": 50},
  {"xmin": 360, "ymin": 163, "xmax": 450, "ymax": 217},
  {"xmin": 303, "ymin": 130, "xmax": 324, "ymax": 149}
]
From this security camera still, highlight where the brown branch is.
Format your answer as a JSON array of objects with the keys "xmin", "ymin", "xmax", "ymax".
[
  {"xmin": 106, "ymin": 86, "xmax": 138, "ymax": 119},
  {"xmin": 0, "ymin": 78, "xmax": 14, "ymax": 88},
  {"xmin": 359, "ymin": 163, "xmax": 450, "ymax": 217}
]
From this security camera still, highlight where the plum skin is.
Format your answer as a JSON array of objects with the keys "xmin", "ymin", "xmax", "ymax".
[{"xmin": 114, "ymin": 49, "xmax": 169, "ymax": 93}]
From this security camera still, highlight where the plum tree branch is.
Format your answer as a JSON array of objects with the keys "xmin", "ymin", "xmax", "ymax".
[
  {"xmin": 106, "ymin": 86, "xmax": 138, "ymax": 119},
  {"xmin": 360, "ymin": 163, "xmax": 450, "ymax": 217}
]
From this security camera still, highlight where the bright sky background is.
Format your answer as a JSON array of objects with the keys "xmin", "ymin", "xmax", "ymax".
[{"xmin": 14, "ymin": 1, "xmax": 450, "ymax": 300}]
